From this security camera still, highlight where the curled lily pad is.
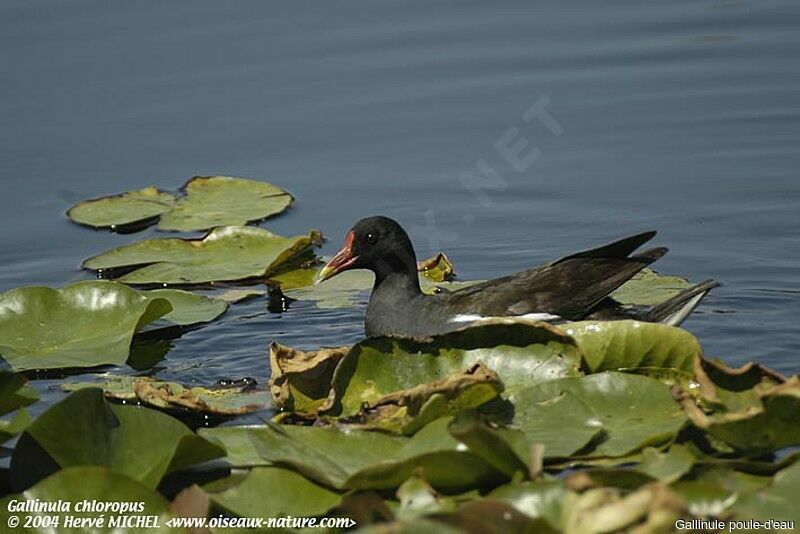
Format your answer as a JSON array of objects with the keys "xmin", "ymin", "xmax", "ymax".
[
  {"xmin": 338, "ymin": 363, "xmax": 504, "ymax": 435},
  {"xmin": 11, "ymin": 388, "xmax": 224, "ymax": 490},
  {"xmin": 0, "ymin": 373, "xmax": 38, "ymax": 444},
  {"xmin": 202, "ymin": 417, "xmax": 505, "ymax": 492},
  {"xmin": 0, "ymin": 466, "xmax": 178, "ymax": 533},
  {"xmin": 328, "ymin": 320, "xmax": 582, "ymax": 417},
  {"xmin": 83, "ymin": 226, "xmax": 321, "ymax": 285},
  {"xmin": 509, "ymin": 373, "xmax": 687, "ymax": 458},
  {"xmin": 158, "ymin": 176, "xmax": 293, "ymax": 232},
  {"xmin": 560, "ymin": 320, "xmax": 701, "ymax": 374},
  {"xmin": 417, "ymin": 253, "xmax": 455, "ymax": 283},
  {"xmin": 205, "ymin": 467, "xmax": 342, "ymax": 519},
  {"xmin": 269, "ymin": 342, "xmax": 349, "ymax": 415},
  {"xmin": 63, "ymin": 375, "xmax": 269, "ymax": 416},
  {"xmin": 67, "ymin": 186, "xmax": 178, "ymax": 230},
  {"xmin": 0, "ymin": 281, "xmax": 172, "ymax": 371},
  {"xmin": 67, "ymin": 176, "xmax": 293, "ymax": 232}
]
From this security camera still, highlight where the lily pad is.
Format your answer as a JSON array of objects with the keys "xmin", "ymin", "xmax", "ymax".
[
  {"xmin": 206, "ymin": 467, "xmax": 342, "ymax": 519},
  {"xmin": 0, "ymin": 466, "xmax": 177, "ymax": 533},
  {"xmin": 328, "ymin": 320, "xmax": 582, "ymax": 417},
  {"xmin": 608, "ymin": 268, "xmax": 694, "ymax": 306},
  {"xmin": 11, "ymin": 388, "xmax": 224, "ymax": 490},
  {"xmin": 734, "ymin": 461, "xmax": 800, "ymax": 523},
  {"xmin": 83, "ymin": 226, "xmax": 321, "ymax": 285},
  {"xmin": 202, "ymin": 417, "xmax": 506, "ymax": 492},
  {"xmin": 63, "ymin": 375, "xmax": 269, "ymax": 416},
  {"xmin": 143, "ymin": 288, "xmax": 228, "ymax": 326},
  {"xmin": 269, "ymin": 342, "xmax": 349, "ymax": 415},
  {"xmin": 508, "ymin": 372, "xmax": 687, "ymax": 458},
  {"xmin": 68, "ymin": 176, "xmax": 293, "ymax": 232},
  {"xmin": 488, "ymin": 480, "xmax": 574, "ymax": 529},
  {"xmin": 417, "ymin": 253, "xmax": 455, "ymax": 283},
  {"xmin": 0, "ymin": 373, "xmax": 38, "ymax": 444},
  {"xmin": 159, "ymin": 176, "xmax": 293, "ymax": 231},
  {"xmin": 0, "ymin": 281, "xmax": 172, "ymax": 371},
  {"xmin": 560, "ymin": 320, "xmax": 701, "ymax": 374},
  {"xmin": 67, "ymin": 186, "xmax": 178, "ymax": 230}
]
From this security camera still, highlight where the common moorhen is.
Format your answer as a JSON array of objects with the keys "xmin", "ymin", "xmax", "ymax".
[{"xmin": 317, "ymin": 216, "xmax": 718, "ymax": 338}]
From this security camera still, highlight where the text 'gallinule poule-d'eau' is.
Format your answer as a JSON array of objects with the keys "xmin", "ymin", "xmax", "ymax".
[{"xmin": 317, "ymin": 216, "xmax": 719, "ymax": 338}]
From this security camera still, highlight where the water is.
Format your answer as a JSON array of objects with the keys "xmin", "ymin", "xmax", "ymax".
[{"xmin": 1, "ymin": 0, "xmax": 798, "ymax": 418}]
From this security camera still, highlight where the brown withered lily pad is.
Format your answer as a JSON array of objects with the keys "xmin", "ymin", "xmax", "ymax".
[{"xmin": 269, "ymin": 342, "xmax": 349, "ymax": 415}]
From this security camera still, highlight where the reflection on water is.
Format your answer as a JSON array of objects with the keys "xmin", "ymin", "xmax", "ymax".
[{"xmin": 1, "ymin": 0, "xmax": 798, "ymax": 415}]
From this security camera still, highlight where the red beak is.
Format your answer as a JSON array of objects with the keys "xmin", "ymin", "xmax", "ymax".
[{"xmin": 316, "ymin": 230, "xmax": 359, "ymax": 283}]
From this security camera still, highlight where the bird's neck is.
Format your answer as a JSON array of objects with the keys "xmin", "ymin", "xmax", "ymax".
[{"xmin": 372, "ymin": 256, "xmax": 421, "ymax": 295}]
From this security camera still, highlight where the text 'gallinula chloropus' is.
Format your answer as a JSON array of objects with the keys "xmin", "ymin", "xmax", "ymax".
[{"xmin": 318, "ymin": 216, "xmax": 718, "ymax": 338}]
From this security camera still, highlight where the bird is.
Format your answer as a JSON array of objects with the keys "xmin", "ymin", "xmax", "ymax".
[{"xmin": 316, "ymin": 216, "xmax": 718, "ymax": 338}]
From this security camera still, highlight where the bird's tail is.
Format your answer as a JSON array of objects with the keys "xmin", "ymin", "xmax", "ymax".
[{"xmin": 644, "ymin": 279, "xmax": 720, "ymax": 326}]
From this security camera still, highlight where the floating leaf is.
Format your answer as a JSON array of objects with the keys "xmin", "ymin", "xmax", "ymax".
[
  {"xmin": 509, "ymin": 373, "xmax": 687, "ymax": 458},
  {"xmin": 0, "ymin": 467, "xmax": 177, "ymax": 533},
  {"xmin": 561, "ymin": 320, "xmax": 700, "ymax": 374},
  {"xmin": 608, "ymin": 268, "xmax": 694, "ymax": 307},
  {"xmin": 158, "ymin": 176, "xmax": 293, "ymax": 232},
  {"xmin": 633, "ymin": 445, "xmax": 696, "ymax": 483},
  {"xmin": 83, "ymin": 226, "xmax": 320, "ymax": 285},
  {"xmin": 269, "ymin": 342, "xmax": 349, "ymax": 415},
  {"xmin": 0, "ymin": 281, "xmax": 172, "ymax": 371},
  {"xmin": 417, "ymin": 253, "xmax": 454, "ymax": 283},
  {"xmin": 64, "ymin": 375, "xmax": 269, "ymax": 416},
  {"xmin": 67, "ymin": 186, "xmax": 178, "ymax": 230},
  {"xmin": 681, "ymin": 376, "xmax": 800, "ymax": 454},
  {"xmin": 395, "ymin": 475, "xmax": 456, "ymax": 521},
  {"xmin": 733, "ymin": 461, "xmax": 800, "ymax": 523},
  {"xmin": 329, "ymin": 320, "xmax": 582, "ymax": 417},
  {"xmin": 339, "ymin": 363, "xmax": 504, "ymax": 435},
  {"xmin": 488, "ymin": 480, "xmax": 573, "ymax": 530},
  {"xmin": 202, "ymin": 417, "xmax": 505, "ymax": 492},
  {"xmin": 0, "ymin": 373, "xmax": 38, "ymax": 444},
  {"xmin": 143, "ymin": 288, "xmax": 228, "ymax": 326},
  {"xmin": 11, "ymin": 388, "xmax": 224, "ymax": 490},
  {"xmin": 67, "ymin": 176, "xmax": 293, "ymax": 232},
  {"xmin": 206, "ymin": 467, "xmax": 342, "ymax": 519}
]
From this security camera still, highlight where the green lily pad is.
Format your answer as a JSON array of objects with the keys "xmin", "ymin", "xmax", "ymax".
[
  {"xmin": 158, "ymin": 176, "xmax": 293, "ymax": 232},
  {"xmin": 488, "ymin": 480, "xmax": 573, "ymax": 529},
  {"xmin": 206, "ymin": 467, "xmax": 342, "ymax": 519},
  {"xmin": 395, "ymin": 475, "xmax": 457, "ymax": 521},
  {"xmin": 681, "ymin": 376, "xmax": 800, "ymax": 454},
  {"xmin": 329, "ymin": 320, "xmax": 582, "ymax": 417},
  {"xmin": 11, "ymin": 388, "xmax": 224, "ymax": 490},
  {"xmin": 633, "ymin": 445, "xmax": 696, "ymax": 483},
  {"xmin": 202, "ymin": 417, "xmax": 505, "ymax": 492},
  {"xmin": 509, "ymin": 372, "xmax": 687, "ymax": 458},
  {"xmin": 83, "ymin": 226, "xmax": 321, "ymax": 285},
  {"xmin": 734, "ymin": 461, "xmax": 800, "ymax": 523},
  {"xmin": 63, "ymin": 375, "xmax": 269, "ymax": 416},
  {"xmin": 67, "ymin": 176, "xmax": 293, "ymax": 232},
  {"xmin": 609, "ymin": 268, "xmax": 694, "ymax": 306},
  {"xmin": 0, "ymin": 281, "xmax": 172, "ymax": 371},
  {"xmin": 560, "ymin": 320, "xmax": 701, "ymax": 374},
  {"xmin": 67, "ymin": 186, "xmax": 178, "ymax": 230},
  {"xmin": 143, "ymin": 288, "xmax": 228, "ymax": 326},
  {"xmin": 0, "ymin": 373, "xmax": 38, "ymax": 444},
  {"xmin": 0, "ymin": 466, "xmax": 178, "ymax": 533}
]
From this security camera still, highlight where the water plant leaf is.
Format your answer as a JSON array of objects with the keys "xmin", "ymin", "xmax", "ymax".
[
  {"xmin": 734, "ymin": 461, "xmax": 800, "ymax": 523},
  {"xmin": 63, "ymin": 375, "xmax": 269, "ymax": 416},
  {"xmin": 338, "ymin": 362, "xmax": 504, "ymax": 435},
  {"xmin": 157, "ymin": 176, "xmax": 293, "ymax": 232},
  {"xmin": 488, "ymin": 480, "xmax": 574, "ymax": 529},
  {"xmin": 633, "ymin": 445, "xmax": 696, "ymax": 483},
  {"xmin": 83, "ymin": 226, "xmax": 321, "ymax": 285},
  {"xmin": 269, "ymin": 342, "xmax": 349, "ymax": 414},
  {"xmin": 143, "ymin": 288, "xmax": 228, "ymax": 326},
  {"xmin": 67, "ymin": 186, "xmax": 178, "ymax": 230},
  {"xmin": 608, "ymin": 268, "xmax": 693, "ymax": 306},
  {"xmin": 0, "ymin": 373, "xmax": 38, "ymax": 444},
  {"xmin": 201, "ymin": 417, "xmax": 505, "ymax": 492},
  {"xmin": 0, "ymin": 466, "xmax": 177, "ymax": 533},
  {"xmin": 67, "ymin": 176, "xmax": 293, "ymax": 232},
  {"xmin": 509, "ymin": 373, "xmax": 687, "ymax": 458},
  {"xmin": 0, "ymin": 281, "xmax": 172, "ymax": 371},
  {"xmin": 681, "ymin": 376, "xmax": 800, "ymax": 454},
  {"xmin": 11, "ymin": 388, "xmax": 224, "ymax": 490},
  {"xmin": 395, "ymin": 475, "xmax": 457, "ymax": 521},
  {"xmin": 328, "ymin": 320, "xmax": 582, "ymax": 417},
  {"xmin": 560, "ymin": 320, "xmax": 701, "ymax": 374},
  {"xmin": 206, "ymin": 467, "xmax": 342, "ymax": 519},
  {"xmin": 417, "ymin": 253, "xmax": 454, "ymax": 283}
]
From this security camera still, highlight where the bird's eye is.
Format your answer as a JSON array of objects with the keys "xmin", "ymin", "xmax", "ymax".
[{"xmin": 366, "ymin": 233, "xmax": 377, "ymax": 244}]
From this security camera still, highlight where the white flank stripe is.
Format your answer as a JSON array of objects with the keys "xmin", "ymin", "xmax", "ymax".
[{"xmin": 448, "ymin": 312, "xmax": 561, "ymax": 324}]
